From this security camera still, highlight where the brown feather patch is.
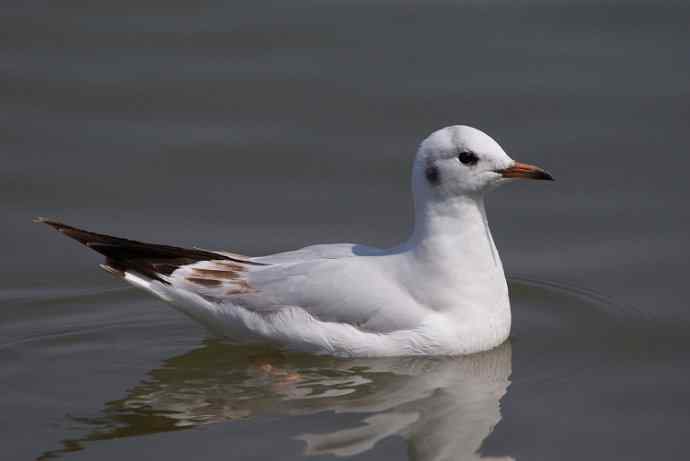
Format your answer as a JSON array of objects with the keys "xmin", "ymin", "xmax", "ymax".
[
  {"xmin": 212, "ymin": 261, "xmax": 246, "ymax": 272},
  {"xmin": 191, "ymin": 268, "xmax": 242, "ymax": 280},
  {"xmin": 186, "ymin": 277, "xmax": 223, "ymax": 287}
]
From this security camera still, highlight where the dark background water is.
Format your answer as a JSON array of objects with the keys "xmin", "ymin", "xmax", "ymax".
[{"xmin": 2, "ymin": 1, "xmax": 689, "ymax": 460}]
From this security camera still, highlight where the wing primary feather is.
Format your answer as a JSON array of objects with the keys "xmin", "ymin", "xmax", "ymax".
[{"xmin": 34, "ymin": 217, "xmax": 263, "ymax": 285}]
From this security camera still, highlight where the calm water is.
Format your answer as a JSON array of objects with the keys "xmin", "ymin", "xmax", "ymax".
[{"xmin": 2, "ymin": 1, "xmax": 690, "ymax": 460}]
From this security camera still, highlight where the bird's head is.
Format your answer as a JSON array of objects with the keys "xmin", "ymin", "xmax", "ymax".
[{"xmin": 414, "ymin": 125, "xmax": 553, "ymax": 199}]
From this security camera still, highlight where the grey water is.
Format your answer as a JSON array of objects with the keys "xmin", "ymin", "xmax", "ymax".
[{"xmin": 2, "ymin": 1, "xmax": 690, "ymax": 460}]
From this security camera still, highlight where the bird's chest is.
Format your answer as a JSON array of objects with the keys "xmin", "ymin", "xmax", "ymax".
[{"xmin": 399, "ymin": 254, "xmax": 508, "ymax": 313}]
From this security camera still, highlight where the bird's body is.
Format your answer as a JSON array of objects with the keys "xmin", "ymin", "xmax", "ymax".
[
  {"xmin": 160, "ymin": 195, "xmax": 509, "ymax": 356},
  {"xmin": 38, "ymin": 125, "xmax": 552, "ymax": 357}
]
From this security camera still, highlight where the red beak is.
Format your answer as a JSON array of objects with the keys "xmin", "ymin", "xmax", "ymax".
[{"xmin": 497, "ymin": 162, "xmax": 554, "ymax": 181}]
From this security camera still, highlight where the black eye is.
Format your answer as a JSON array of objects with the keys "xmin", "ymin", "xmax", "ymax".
[{"xmin": 458, "ymin": 151, "xmax": 479, "ymax": 166}]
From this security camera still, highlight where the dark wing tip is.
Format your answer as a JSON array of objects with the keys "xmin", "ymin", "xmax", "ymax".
[
  {"xmin": 34, "ymin": 217, "xmax": 67, "ymax": 230},
  {"xmin": 33, "ymin": 217, "xmax": 100, "ymax": 246},
  {"xmin": 34, "ymin": 218, "xmax": 263, "ymax": 286}
]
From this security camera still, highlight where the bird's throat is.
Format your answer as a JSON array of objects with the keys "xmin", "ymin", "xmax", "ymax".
[{"xmin": 409, "ymin": 195, "xmax": 503, "ymax": 273}]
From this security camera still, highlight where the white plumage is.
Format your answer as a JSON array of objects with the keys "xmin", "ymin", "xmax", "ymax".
[{"xmin": 38, "ymin": 125, "xmax": 553, "ymax": 357}]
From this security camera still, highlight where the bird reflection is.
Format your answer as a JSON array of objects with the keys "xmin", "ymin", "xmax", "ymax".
[{"xmin": 40, "ymin": 340, "xmax": 513, "ymax": 460}]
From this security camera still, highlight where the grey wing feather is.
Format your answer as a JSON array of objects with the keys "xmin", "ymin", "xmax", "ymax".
[{"xmin": 250, "ymin": 243, "xmax": 383, "ymax": 264}]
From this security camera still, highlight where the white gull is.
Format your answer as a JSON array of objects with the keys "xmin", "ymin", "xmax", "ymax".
[{"xmin": 37, "ymin": 125, "xmax": 553, "ymax": 357}]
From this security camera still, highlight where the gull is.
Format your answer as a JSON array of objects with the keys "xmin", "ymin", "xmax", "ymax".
[{"xmin": 36, "ymin": 125, "xmax": 553, "ymax": 357}]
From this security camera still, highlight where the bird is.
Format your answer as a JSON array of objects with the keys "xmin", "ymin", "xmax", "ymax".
[{"xmin": 36, "ymin": 125, "xmax": 553, "ymax": 357}]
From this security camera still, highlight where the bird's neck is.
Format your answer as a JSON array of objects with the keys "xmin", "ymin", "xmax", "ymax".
[
  {"xmin": 408, "ymin": 194, "xmax": 503, "ymax": 273},
  {"xmin": 402, "ymin": 188, "xmax": 511, "ymax": 351}
]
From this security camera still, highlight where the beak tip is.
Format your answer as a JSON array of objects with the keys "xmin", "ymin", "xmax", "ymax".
[{"xmin": 539, "ymin": 170, "xmax": 555, "ymax": 181}]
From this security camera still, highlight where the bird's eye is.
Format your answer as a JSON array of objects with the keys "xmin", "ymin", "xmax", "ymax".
[{"xmin": 458, "ymin": 151, "xmax": 479, "ymax": 166}]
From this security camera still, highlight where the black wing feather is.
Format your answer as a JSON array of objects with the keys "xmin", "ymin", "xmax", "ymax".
[{"xmin": 34, "ymin": 218, "xmax": 260, "ymax": 284}]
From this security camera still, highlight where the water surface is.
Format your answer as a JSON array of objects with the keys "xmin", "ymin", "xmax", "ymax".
[
  {"xmin": 2, "ymin": 1, "xmax": 690, "ymax": 459},
  {"xmin": 5, "ymin": 279, "xmax": 682, "ymax": 460}
]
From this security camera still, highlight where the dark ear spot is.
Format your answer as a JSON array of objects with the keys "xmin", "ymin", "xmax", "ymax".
[{"xmin": 425, "ymin": 164, "xmax": 440, "ymax": 185}]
